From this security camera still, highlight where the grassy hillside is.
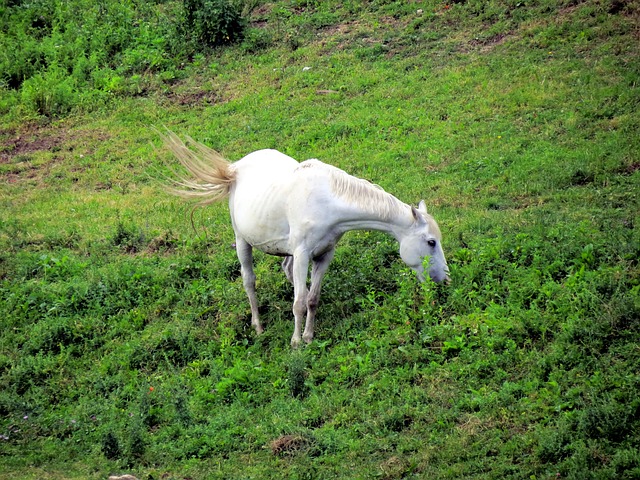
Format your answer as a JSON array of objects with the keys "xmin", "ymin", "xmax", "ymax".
[{"xmin": 1, "ymin": 0, "xmax": 639, "ymax": 478}]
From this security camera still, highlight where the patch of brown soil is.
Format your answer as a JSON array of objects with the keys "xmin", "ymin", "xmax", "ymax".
[
  {"xmin": 468, "ymin": 31, "xmax": 513, "ymax": 52},
  {"xmin": 0, "ymin": 126, "xmax": 63, "ymax": 163},
  {"xmin": 0, "ymin": 124, "xmax": 111, "ymax": 186},
  {"xmin": 620, "ymin": 161, "xmax": 640, "ymax": 175},
  {"xmin": 163, "ymin": 89, "xmax": 224, "ymax": 107},
  {"xmin": 269, "ymin": 434, "xmax": 310, "ymax": 456},
  {"xmin": 469, "ymin": 33, "xmax": 508, "ymax": 47},
  {"xmin": 318, "ymin": 15, "xmax": 409, "ymax": 51}
]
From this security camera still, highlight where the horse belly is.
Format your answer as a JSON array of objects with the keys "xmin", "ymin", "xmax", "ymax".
[{"xmin": 230, "ymin": 181, "xmax": 293, "ymax": 255}]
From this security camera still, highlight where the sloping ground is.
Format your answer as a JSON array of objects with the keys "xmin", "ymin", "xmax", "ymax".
[{"xmin": 0, "ymin": 1, "xmax": 639, "ymax": 479}]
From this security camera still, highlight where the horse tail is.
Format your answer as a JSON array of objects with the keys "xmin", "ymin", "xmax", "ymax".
[{"xmin": 159, "ymin": 129, "xmax": 236, "ymax": 206}]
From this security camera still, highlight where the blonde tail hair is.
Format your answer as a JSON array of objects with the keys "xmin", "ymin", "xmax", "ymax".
[{"xmin": 159, "ymin": 129, "xmax": 236, "ymax": 206}]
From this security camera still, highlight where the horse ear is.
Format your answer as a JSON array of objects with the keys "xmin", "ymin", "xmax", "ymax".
[
  {"xmin": 411, "ymin": 206, "xmax": 427, "ymax": 224},
  {"xmin": 418, "ymin": 200, "xmax": 428, "ymax": 214}
]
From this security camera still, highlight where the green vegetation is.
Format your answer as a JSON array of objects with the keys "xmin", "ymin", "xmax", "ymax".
[{"xmin": 1, "ymin": 0, "xmax": 639, "ymax": 478}]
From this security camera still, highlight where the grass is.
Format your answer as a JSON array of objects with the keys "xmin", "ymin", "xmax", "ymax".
[{"xmin": 1, "ymin": 0, "xmax": 639, "ymax": 478}]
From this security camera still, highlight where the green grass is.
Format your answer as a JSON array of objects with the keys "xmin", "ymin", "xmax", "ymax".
[{"xmin": 1, "ymin": 0, "xmax": 639, "ymax": 478}]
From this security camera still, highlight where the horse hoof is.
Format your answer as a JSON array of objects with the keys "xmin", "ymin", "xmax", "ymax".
[{"xmin": 291, "ymin": 337, "xmax": 302, "ymax": 349}]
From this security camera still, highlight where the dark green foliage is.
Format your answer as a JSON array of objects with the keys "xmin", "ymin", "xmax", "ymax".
[
  {"xmin": 1, "ymin": 0, "xmax": 175, "ymax": 114},
  {"xmin": 287, "ymin": 352, "xmax": 309, "ymax": 399},
  {"xmin": 174, "ymin": 391, "xmax": 192, "ymax": 426},
  {"xmin": 110, "ymin": 219, "xmax": 147, "ymax": 253},
  {"xmin": 183, "ymin": 0, "xmax": 246, "ymax": 48},
  {"xmin": 240, "ymin": 27, "xmax": 274, "ymax": 53},
  {"xmin": 0, "ymin": 0, "xmax": 251, "ymax": 115},
  {"xmin": 101, "ymin": 431, "xmax": 122, "ymax": 460},
  {"xmin": 127, "ymin": 419, "xmax": 146, "ymax": 463}
]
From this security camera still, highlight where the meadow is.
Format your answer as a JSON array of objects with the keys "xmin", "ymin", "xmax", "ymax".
[{"xmin": 1, "ymin": 0, "xmax": 639, "ymax": 478}]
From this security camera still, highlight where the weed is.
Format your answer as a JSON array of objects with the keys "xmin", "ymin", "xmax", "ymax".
[
  {"xmin": 174, "ymin": 392, "xmax": 192, "ymax": 427},
  {"xmin": 287, "ymin": 352, "xmax": 309, "ymax": 399},
  {"xmin": 127, "ymin": 419, "xmax": 146, "ymax": 465},
  {"xmin": 20, "ymin": 66, "xmax": 79, "ymax": 117},
  {"xmin": 101, "ymin": 431, "xmax": 122, "ymax": 460},
  {"xmin": 110, "ymin": 219, "xmax": 147, "ymax": 254}
]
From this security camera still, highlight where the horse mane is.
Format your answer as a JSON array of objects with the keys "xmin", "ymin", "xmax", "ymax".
[{"xmin": 301, "ymin": 160, "xmax": 409, "ymax": 221}]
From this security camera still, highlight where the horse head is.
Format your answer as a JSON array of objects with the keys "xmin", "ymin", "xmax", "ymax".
[{"xmin": 399, "ymin": 201, "xmax": 450, "ymax": 284}]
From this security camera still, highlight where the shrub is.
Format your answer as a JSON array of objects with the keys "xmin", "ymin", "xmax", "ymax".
[
  {"xmin": 20, "ymin": 65, "xmax": 79, "ymax": 116},
  {"xmin": 110, "ymin": 220, "xmax": 147, "ymax": 254},
  {"xmin": 241, "ymin": 27, "xmax": 274, "ymax": 52},
  {"xmin": 183, "ymin": 0, "xmax": 246, "ymax": 48}
]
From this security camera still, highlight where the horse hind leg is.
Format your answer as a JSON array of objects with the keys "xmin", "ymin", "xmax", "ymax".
[
  {"xmin": 303, "ymin": 249, "xmax": 335, "ymax": 345},
  {"xmin": 282, "ymin": 256, "xmax": 294, "ymax": 284},
  {"xmin": 235, "ymin": 238, "xmax": 263, "ymax": 335}
]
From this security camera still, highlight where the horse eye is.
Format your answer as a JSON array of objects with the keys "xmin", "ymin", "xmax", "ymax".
[{"xmin": 427, "ymin": 239, "xmax": 437, "ymax": 248}]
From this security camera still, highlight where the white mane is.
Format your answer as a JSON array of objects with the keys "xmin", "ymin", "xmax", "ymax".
[{"xmin": 300, "ymin": 160, "xmax": 408, "ymax": 221}]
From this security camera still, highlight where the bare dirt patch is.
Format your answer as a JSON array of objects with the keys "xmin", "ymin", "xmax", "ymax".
[
  {"xmin": 249, "ymin": 2, "xmax": 273, "ymax": 28},
  {"xmin": 0, "ymin": 124, "xmax": 111, "ymax": 186},
  {"xmin": 620, "ymin": 161, "xmax": 640, "ymax": 175},
  {"xmin": 0, "ymin": 125, "xmax": 63, "ymax": 164},
  {"xmin": 318, "ymin": 15, "xmax": 409, "ymax": 51},
  {"xmin": 269, "ymin": 434, "xmax": 311, "ymax": 456},
  {"xmin": 164, "ymin": 90, "xmax": 224, "ymax": 107},
  {"xmin": 467, "ymin": 31, "xmax": 513, "ymax": 53}
]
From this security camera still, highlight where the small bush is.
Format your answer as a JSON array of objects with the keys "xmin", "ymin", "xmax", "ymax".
[
  {"xmin": 110, "ymin": 220, "xmax": 147, "ymax": 254},
  {"xmin": 127, "ymin": 419, "xmax": 146, "ymax": 464},
  {"xmin": 287, "ymin": 353, "xmax": 309, "ymax": 399},
  {"xmin": 241, "ymin": 27, "xmax": 274, "ymax": 52},
  {"xmin": 174, "ymin": 392, "xmax": 192, "ymax": 427},
  {"xmin": 20, "ymin": 65, "xmax": 79, "ymax": 116},
  {"xmin": 183, "ymin": 0, "xmax": 246, "ymax": 48}
]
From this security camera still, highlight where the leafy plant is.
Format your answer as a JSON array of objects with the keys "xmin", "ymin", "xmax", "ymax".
[
  {"xmin": 287, "ymin": 352, "xmax": 309, "ymax": 399},
  {"xmin": 183, "ymin": 0, "xmax": 246, "ymax": 48},
  {"xmin": 110, "ymin": 219, "xmax": 147, "ymax": 253},
  {"xmin": 20, "ymin": 65, "xmax": 79, "ymax": 116}
]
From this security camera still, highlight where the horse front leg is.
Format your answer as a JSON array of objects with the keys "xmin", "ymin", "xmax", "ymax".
[
  {"xmin": 290, "ymin": 250, "xmax": 310, "ymax": 348},
  {"xmin": 303, "ymin": 249, "xmax": 335, "ymax": 344},
  {"xmin": 235, "ymin": 238, "xmax": 263, "ymax": 335}
]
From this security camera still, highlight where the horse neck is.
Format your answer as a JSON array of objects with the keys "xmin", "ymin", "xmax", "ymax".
[
  {"xmin": 336, "ymin": 200, "xmax": 415, "ymax": 242},
  {"xmin": 323, "ymin": 166, "xmax": 416, "ymax": 240}
]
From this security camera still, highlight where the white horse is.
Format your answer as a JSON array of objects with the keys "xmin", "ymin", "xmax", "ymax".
[{"xmin": 162, "ymin": 132, "xmax": 449, "ymax": 347}]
